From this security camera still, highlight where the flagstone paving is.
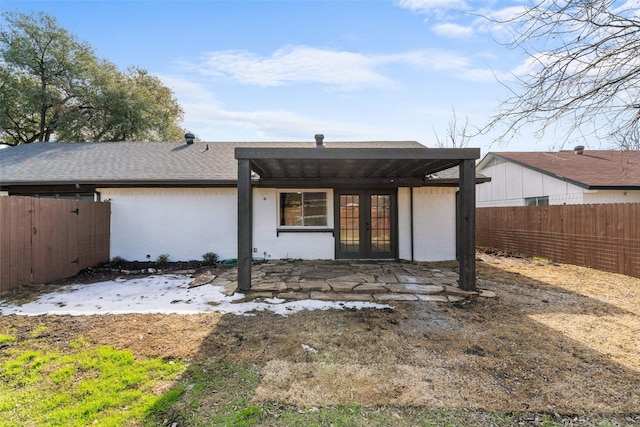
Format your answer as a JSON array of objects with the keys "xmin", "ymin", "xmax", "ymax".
[{"xmin": 201, "ymin": 260, "xmax": 496, "ymax": 302}]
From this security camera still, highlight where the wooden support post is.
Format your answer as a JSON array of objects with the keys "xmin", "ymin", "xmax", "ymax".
[
  {"xmin": 458, "ymin": 159, "xmax": 477, "ymax": 291},
  {"xmin": 237, "ymin": 159, "xmax": 252, "ymax": 291}
]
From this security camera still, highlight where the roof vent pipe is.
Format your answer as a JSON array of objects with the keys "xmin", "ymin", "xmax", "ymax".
[
  {"xmin": 574, "ymin": 145, "xmax": 585, "ymax": 155},
  {"xmin": 315, "ymin": 134, "xmax": 324, "ymax": 147},
  {"xmin": 185, "ymin": 133, "xmax": 195, "ymax": 145}
]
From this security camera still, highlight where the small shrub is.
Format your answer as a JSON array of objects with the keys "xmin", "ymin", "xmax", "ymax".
[
  {"xmin": 202, "ymin": 252, "xmax": 219, "ymax": 265},
  {"xmin": 110, "ymin": 256, "xmax": 127, "ymax": 267},
  {"xmin": 156, "ymin": 254, "xmax": 170, "ymax": 264}
]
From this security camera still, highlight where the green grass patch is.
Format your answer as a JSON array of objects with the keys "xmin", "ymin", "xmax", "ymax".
[
  {"xmin": 0, "ymin": 334, "xmax": 15, "ymax": 345},
  {"xmin": 0, "ymin": 339, "xmax": 185, "ymax": 426},
  {"xmin": 29, "ymin": 324, "xmax": 49, "ymax": 338},
  {"xmin": 145, "ymin": 358, "xmax": 263, "ymax": 426}
]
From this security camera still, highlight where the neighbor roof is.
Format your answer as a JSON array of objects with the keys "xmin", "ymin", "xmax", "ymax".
[
  {"xmin": 478, "ymin": 150, "xmax": 640, "ymax": 189},
  {"xmin": 0, "ymin": 140, "xmax": 439, "ymax": 187}
]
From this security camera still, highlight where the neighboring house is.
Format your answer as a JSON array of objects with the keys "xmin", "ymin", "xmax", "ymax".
[
  {"xmin": 477, "ymin": 148, "xmax": 640, "ymax": 207},
  {"xmin": 0, "ymin": 137, "xmax": 485, "ymax": 289}
]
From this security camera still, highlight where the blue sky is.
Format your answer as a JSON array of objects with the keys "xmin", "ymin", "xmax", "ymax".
[{"xmin": 2, "ymin": 0, "xmax": 550, "ymax": 154}]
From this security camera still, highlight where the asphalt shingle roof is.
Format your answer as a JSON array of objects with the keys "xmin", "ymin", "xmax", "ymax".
[
  {"xmin": 484, "ymin": 150, "xmax": 640, "ymax": 189},
  {"xmin": 0, "ymin": 141, "xmax": 426, "ymax": 185}
]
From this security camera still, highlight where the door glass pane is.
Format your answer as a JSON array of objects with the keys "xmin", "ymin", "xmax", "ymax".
[
  {"xmin": 370, "ymin": 195, "xmax": 391, "ymax": 253},
  {"xmin": 339, "ymin": 194, "xmax": 359, "ymax": 253}
]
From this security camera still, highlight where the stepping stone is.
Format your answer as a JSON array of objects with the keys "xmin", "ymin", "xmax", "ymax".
[
  {"xmin": 328, "ymin": 282, "xmax": 358, "ymax": 292},
  {"xmin": 443, "ymin": 285, "xmax": 479, "ymax": 297},
  {"xmin": 276, "ymin": 292, "xmax": 311, "ymax": 300},
  {"xmin": 189, "ymin": 271, "xmax": 215, "ymax": 288},
  {"xmin": 332, "ymin": 273, "xmax": 377, "ymax": 283},
  {"xmin": 221, "ymin": 281, "xmax": 238, "ymax": 296},
  {"xmin": 416, "ymin": 294, "xmax": 450, "ymax": 302},
  {"xmin": 299, "ymin": 281, "xmax": 331, "ymax": 291},
  {"xmin": 384, "ymin": 283, "xmax": 443, "ymax": 294},
  {"xmin": 377, "ymin": 274, "xmax": 399, "ymax": 283},
  {"xmin": 478, "ymin": 289, "xmax": 497, "ymax": 298},
  {"xmin": 353, "ymin": 283, "xmax": 387, "ymax": 293},
  {"xmin": 373, "ymin": 293, "xmax": 418, "ymax": 301},
  {"xmin": 397, "ymin": 275, "xmax": 430, "ymax": 284},
  {"xmin": 309, "ymin": 292, "xmax": 373, "ymax": 301},
  {"xmin": 283, "ymin": 281, "xmax": 301, "ymax": 291},
  {"xmin": 250, "ymin": 281, "xmax": 287, "ymax": 291}
]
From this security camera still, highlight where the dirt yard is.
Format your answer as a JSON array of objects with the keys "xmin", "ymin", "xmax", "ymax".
[{"xmin": 1, "ymin": 252, "xmax": 638, "ymax": 418}]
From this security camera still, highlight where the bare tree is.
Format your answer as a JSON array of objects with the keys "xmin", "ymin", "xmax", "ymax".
[
  {"xmin": 434, "ymin": 108, "xmax": 472, "ymax": 148},
  {"xmin": 486, "ymin": 0, "xmax": 640, "ymax": 150}
]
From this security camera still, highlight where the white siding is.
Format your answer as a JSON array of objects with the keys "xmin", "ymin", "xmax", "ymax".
[
  {"xmin": 410, "ymin": 187, "xmax": 457, "ymax": 261},
  {"xmin": 477, "ymin": 160, "xmax": 594, "ymax": 206},
  {"xmin": 98, "ymin": 188, "xmax": 238, "ymax": 262},
  {"xmin": 583, "ymin": 190, "xmax": 640, "ymax": 204}
]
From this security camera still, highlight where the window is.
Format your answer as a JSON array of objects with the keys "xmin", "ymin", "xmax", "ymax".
[
  {"xmin": 525, "ymin": 196, "xmax": 549, "ymax": 206},
  {"xmin": 279, "ymin": 191, "xmax": 328, "ymax": 227}
]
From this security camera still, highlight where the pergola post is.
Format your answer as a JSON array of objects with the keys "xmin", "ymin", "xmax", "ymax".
[
  {"xmin": 458, "ymin": 159, "xmax": 477, "ymax": 291},
  {"xmin": 237, "ymin": 159, "xmax": 252, "ymax": 291}
]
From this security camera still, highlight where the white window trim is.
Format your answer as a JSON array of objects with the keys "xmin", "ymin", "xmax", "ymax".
[{"xmin": 277, "ymin": 189, "xmax": 334, "ymax": 230}]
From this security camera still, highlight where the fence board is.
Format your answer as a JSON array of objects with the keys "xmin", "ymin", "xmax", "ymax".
[
  {"xmin": 477, "ymin": 203, "xmax": 640, "ymax": 278},
  {"xmin": 0, "ymin": 196, "xmax": 110, "ymax": 293}
]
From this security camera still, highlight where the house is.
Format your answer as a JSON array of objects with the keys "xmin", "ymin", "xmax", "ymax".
[
  {"xmin": 0, "ymin": 137, "xmax": 484, "ymax": 290},
  {"xmin": 477, "ymin": 148, "xmax": 640, "ymax": 207}
]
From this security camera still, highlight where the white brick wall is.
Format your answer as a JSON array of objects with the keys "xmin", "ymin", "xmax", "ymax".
[
  {"xmin": 98, "ymin": 188, "xmax": 238, "ymax": 262},
  {"xmin": 410, "ymin": 187, "xmax": 457, "ymax": 261},
  {"xmin": 99, "ymin": 186, "xmax": 458, "ymax": 262}
]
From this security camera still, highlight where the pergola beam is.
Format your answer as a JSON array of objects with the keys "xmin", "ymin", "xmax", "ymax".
[
  {"xmin": 237, "ymin": 159, "xmax": 252, "ymax": 291},
  {"xmin": 458, "ymin": 159, "xmax": 477, "ymax": 291},
  {"xmin": 236, "ymin": 147, "xmax": 480, "ymax": 161}
]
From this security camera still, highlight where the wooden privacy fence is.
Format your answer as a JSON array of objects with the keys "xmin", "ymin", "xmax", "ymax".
[
  {"xmin": 477, "ymin": 203, "xmax": 640, "ymax": 278},
  {"xmin": 0, "ymin": 196, "xmax": 110, "ymax": 293}
]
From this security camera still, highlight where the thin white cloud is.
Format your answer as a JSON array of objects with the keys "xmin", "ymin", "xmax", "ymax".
[
  {"xmin": 183, "ymin": 46, "xmax": 395, "ymax": 90},
  {"xmin": 178, "ymin": 46, "xmax": 485, "ymax": 90},
  {"xmin": 157, "ymin": 75, "xmax": 381, "ymax": 141},
  {"xmin": 396, "ymin": 0, "xmax": 469, "ymax": 12},
  {"xmin": 398, "ymin": 0, "xmax": 527, "ymax": 43},
  {"xmin": 432, "ymin": 22, "xmax": 475, "ymax": 38}
]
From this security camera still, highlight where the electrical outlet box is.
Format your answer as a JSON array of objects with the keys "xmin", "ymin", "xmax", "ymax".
[{"xmin": 253, "ymin": 248, "xmax": 257, "ymax": 253}]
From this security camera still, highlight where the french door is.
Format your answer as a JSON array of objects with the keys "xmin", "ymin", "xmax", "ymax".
[{"xmin": 335, "ymin": 190, "xmax": 396, "ymax": 259}]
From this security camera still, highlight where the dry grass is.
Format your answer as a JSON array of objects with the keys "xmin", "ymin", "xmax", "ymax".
[{"xmin": 1, "ymin": 253, "xmax": 639, "ymax": 419}]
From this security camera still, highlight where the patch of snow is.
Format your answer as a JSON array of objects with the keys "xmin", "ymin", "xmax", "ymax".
[
  {"xmin": 0, "ymin": 274, "xmax": 393, "ymax": 316},
  {"xmin": 301, "ymin": 344, "xmax": 318, "ymax": 353}
]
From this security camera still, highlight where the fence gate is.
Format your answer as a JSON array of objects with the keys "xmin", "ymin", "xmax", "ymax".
[{"xmin": 0, "ymin": 197, "xmax": 110, "ymax": 293}]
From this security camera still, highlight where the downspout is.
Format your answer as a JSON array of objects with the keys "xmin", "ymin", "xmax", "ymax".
[{"xmin": 410, "ymin": 186, "xmax": 414, "ymax": 262}]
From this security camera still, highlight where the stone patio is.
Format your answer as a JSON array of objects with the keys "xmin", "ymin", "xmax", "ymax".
[{"xmin": 201, "ymin": 260, "xmax": 496, "ymax": 302}]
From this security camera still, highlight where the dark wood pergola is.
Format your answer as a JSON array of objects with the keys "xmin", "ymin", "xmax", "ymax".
[{"xmin": 235, "ymin": 146, "xmax": 480, "ymax": 292}]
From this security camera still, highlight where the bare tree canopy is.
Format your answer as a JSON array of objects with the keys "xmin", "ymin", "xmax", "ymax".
[
  {"xmin": 433, "ymin": 108, "xmax": 471, "ymax": 148},
  {"xmin": 487, "ymin": 0, "xmax": 640, "ymax": 150},
  {"xmin": 0, "ymin": 11, "xmax": 184, "ymax": 145}
]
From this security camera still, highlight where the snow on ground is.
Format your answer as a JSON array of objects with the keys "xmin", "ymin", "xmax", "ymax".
[{"xmin": 0, "ymin": 274, "xmax": 392, "ymax": 316}]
